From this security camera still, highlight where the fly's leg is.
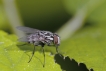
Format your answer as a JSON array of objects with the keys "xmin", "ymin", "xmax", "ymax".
[
  {"xmin": 47, "ymin": 44, "xmax": 59, "ymax": 54},
  {"xmin": 56, "ymin": 46, "xmax": 59, "ymax": 54},
  {"xmin": 55, "ymin": 45, "xmax": 62, "ymax": 57},
  {"xmin": 42, "ymin": 47, "xmax": 45, "ymax": 67},
  {"xmin": 40, "ymin": 42, "xmax": 46, "ymax": 67},
  {"xmin": 28, "ymin": 46, "xmax": 36, "ymax": 63}
]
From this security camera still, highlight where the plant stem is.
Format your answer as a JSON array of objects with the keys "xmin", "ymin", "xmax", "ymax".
[{"xmin": 2, "ymin": 0, "xmax": 25, "ymax": 37}]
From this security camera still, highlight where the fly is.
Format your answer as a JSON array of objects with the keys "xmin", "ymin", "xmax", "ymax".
[{"xmin": 17, "ymin": 26, "xmax": 60, "ymax": 67}]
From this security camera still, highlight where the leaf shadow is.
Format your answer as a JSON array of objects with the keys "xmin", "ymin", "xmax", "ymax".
[{"xmin": 54, "ymin": 54, "xmax": 94, "ymax": 71}]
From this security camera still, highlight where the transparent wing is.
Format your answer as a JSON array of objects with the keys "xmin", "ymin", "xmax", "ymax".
[
  {"xmin": 18, "ymin": 36, "xmax": 29, "ymax": 42},
  {"xmin": 17, "ymin": 26, "xmax": 40, "ymax": 34}
]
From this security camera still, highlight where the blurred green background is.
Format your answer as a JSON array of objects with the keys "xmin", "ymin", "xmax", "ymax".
[
  {"xmin": 0, "ymin": 0, "xmax": 71, "ymax": 33},
  {"xmin": 0, "ymin": 0, "xmax": 106, "ymax": 39},
  {"xmin": 0, "ymin": 0, "xmax": 106, "ymax": 71}
]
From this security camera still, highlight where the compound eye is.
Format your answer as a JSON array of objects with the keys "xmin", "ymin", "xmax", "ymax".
[{"xmin": 53, "ymin": 35, "xmax": 58, "ymax": 45}]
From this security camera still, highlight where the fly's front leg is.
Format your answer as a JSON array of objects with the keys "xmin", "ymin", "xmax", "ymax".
[
  {"xmin": 55, "ymin": 45, "xmax": 62, "ymax": 57},
  {"xmin": 47, "ymin": 44, "xmax": 59, "ymax": 54},
  {"xmin": 28, "ymin": 45, "xmax": 36, "ymax": 63},
  {"xmin": 42, "ymin": 47, "xmax": 45, "ymax": 67},
  {"xmin": 47, "ymin": 43, "xmax": 59, "ymax": 54},
  {"xmin": 56, "ymin": 45, "xmax": 59, "ymax": 54}
]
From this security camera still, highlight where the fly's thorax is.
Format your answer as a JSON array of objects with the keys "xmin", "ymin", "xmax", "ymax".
[
  {"xmin": 53, "ymin": 33, "xmax": 60, "ymax": 46},
  {"xmin": 42, "ymin": 31, "xmax": 53, "ymax": 35},
  {"xmin": 42, "ymin": 31, "xmax": 53, "ymax": 38}
]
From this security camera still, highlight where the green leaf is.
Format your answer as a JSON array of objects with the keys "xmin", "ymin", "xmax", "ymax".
[
  {"xmin": 60, "ymin": 23, "xmax": 106, "ymax": 71},
  {"xmin": 0, "ymin": 31, "xmax": 61, "ymax": 71}
]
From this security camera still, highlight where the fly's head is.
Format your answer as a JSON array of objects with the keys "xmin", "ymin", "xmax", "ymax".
[{"xmin": 53, "ymin": 33, "xmax": 60, "ymax": 47}]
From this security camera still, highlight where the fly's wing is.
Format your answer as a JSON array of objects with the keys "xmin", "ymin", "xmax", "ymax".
[
  {"xmin": 17, "ymin": 26, "xmax": 40, "ymax": 34},
  {"xmin": 18, "ymin": 36, "xmax": 29, "ymax": 42}
]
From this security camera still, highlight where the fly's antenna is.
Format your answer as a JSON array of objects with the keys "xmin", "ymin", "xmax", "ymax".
[
  {"xmin": 42, "ymin": 47, "xmax": 45, "ymax": 67},
  {"xmin": 28, "ymin": 45, "xmax": 36, "ymax": 63}
]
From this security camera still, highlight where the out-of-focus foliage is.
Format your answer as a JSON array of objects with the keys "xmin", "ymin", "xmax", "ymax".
[
  {"xmin": 16, "ymin": 0, "xmax": 70, "ymax": 32},
  {"xmin": 0, "ymin": 3, "xmax": 9, "ymax": 30},
  {"xmin": 60, "ymin": 22, "xmax": 106, "ymax": 71},
  {"xmin": 0, "ymin": 31, "xmax": 61, "ymax": 71},
  {"xmin": 63, "ymin": 0, "xmax": 106, "ymax": 22}
]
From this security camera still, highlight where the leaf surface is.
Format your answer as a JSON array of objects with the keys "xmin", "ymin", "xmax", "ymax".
[
  {"xmin": 60, "ymin": 23, "xmax": 106, "ymax": 71},
  {"xmin": 0, "ymin": 31, "xmax": 61, "ymax": 71}
]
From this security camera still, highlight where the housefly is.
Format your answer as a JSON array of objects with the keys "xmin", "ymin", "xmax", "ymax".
[{"xmin": 17, "ymin": 26, "xmax": 60, "ymax": 67}]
